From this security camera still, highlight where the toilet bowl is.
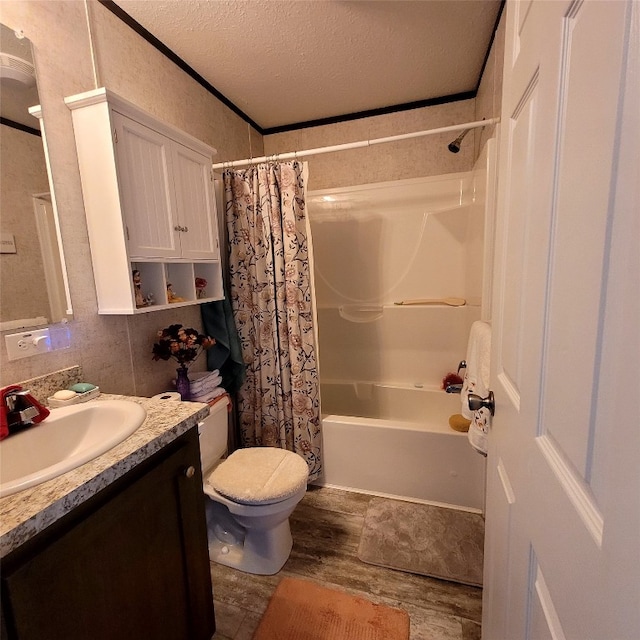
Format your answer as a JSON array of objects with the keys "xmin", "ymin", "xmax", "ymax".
[
  {"xmin": 204, "ymin": 477, "xmax": 307, "ymax": 575},
  {"xmin": 198, "ymin": 400, "xmax": 309, "ymax": 575}
]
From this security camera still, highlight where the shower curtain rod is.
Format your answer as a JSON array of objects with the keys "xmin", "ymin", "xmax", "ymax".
[{"xmin": 211, "ymin": 117, "xmax": 499, "ymax": 170}]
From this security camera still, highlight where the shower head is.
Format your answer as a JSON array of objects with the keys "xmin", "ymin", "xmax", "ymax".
[{"xmin": 447, "ymin": 128, "xmax": 471, "ymax": 153}]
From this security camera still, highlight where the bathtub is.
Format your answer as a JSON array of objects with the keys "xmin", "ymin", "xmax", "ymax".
[{"xmin": 317, "ymin": 382, "xmax": 486, "ymax": 511}]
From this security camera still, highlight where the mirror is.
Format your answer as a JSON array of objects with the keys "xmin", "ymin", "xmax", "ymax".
[{"xmin": 0, "ymin": 23, "xmax": 72, "ymax": 332}]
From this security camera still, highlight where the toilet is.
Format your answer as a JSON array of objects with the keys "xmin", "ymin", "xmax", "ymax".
[{"xmin": 198, "ymin": 397, "xmax": 309, "ymax": 575}]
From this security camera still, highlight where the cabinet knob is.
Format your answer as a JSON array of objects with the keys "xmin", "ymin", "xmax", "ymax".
[
  {"xmin": 183, "ymin": 226, "xmax": 188, "ymax": 232},
  {"xmin": 174, "ymin": 225, "xmax": 181, "ymax": 232},
  {"xmin": 184, "ymin": 465, "xmax": 196, "ymax": 479}
]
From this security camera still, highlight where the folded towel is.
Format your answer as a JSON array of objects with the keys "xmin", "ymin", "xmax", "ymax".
[
  {"xmin": 191, "ymin": 379, "xmax": 222, "ymax": 395},
  {"xmin": 191, "ymin": 386, "xmax": 226, "ymax": 403},
  {"xmin": 190, "ymin": 370, "xmax": 223, "ymax": 395},
  {"xmin": 461, "ymin": 321, "xmax": 491, "ymax": 456},
  {"xmin": 190, "ymin": 369, "xmax": 221, "ymax": 383}
]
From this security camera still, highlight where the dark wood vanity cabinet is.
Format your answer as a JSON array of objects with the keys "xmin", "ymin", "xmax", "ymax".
[{"xmin": 0, "ymin": 428, "xmax": 215, "ymax": 640}]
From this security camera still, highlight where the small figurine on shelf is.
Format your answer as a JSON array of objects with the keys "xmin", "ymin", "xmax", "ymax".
[
  {"xmin": 132, "ymin": 270, "xmax": 147, "ymax": 308},
  {"xmin": 167, "ymin": 282, "xmax": 185, "ymax": 303},
  {"xmin": 195, "ymin": 277, "xmax": 208, "ymax": 299},
  {"xmin": 145, "ymin": 292, "xmax": 155, "ymax": 306}
]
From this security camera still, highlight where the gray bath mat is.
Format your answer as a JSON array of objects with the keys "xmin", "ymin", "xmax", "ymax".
[{"xmin": 357, "ymin": 497, "xmax": 484, "ymax": 587}]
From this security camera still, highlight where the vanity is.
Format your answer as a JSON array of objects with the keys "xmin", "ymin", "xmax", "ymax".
[{"xmin": 0, "ymin": 394, "xmax": 215, "ymax": 640}]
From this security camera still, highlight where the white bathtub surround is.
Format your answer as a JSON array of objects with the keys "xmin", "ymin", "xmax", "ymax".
[
  {"xmin": 317, "ymin": 304, "xmax": 479, "ymax": 387},
  {"xmin": 308, "ymin": 168, "xmax": 494, "ymax": 389},
  {"xmin": 224, "ymin": 162, "xmax": 321, "ymax": 480},
  {"xmin": 309, "ymin": 173, "xmax": 478, "ymax": 313},
  {"xmin": 318, "ymin": 385, "xmax": 485, "ymax": 511},
  {"xmin": 461, "ymin": 321, "xmax": 492, "ymax": 456},
  {"xmin": 307, "ymin": 157, "xmax": 497, "ymax": 511}
]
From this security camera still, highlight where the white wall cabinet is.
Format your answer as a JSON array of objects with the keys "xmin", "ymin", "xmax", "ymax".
[{"xmin": 66, "ymin": 88, "xmax": 223, "ymax": 314}]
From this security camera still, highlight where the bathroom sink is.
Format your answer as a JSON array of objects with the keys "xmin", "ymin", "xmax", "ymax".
[{"xmin": 0, "ymin": 399, "xmax": 146, "ymax": 498}]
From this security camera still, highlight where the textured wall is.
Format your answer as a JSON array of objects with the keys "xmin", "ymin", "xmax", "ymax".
[
  {"xmin": 262, "ymin": 5, "xmax": 505, "ymax": 194},
  {"xmin": 474, "ymin": 9, "xmax": 505, "ymax": 158},
  {"xmin": 0, "ymin": 0, "xmax": 261, "ymax": 396},
  {"xmin": 263, "ymin": 100, "xmax": 477, "ymax": 191}
]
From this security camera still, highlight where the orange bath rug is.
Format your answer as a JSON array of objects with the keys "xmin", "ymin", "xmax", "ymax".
[{"xmin": 252, "ymin": 577, "xmax": 410, "ymax": 640}]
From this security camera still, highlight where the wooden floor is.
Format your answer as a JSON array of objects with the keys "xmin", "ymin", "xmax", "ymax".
[{"xmin": 210, "ymin": 486, "xmax": 482, "ymax": 639}]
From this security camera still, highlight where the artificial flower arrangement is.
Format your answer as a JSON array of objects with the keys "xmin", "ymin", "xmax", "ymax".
[
  {"xmin": 152, "ymin": 324, "xmax": 216, "ymax": 400},
  {"xmin": 152, "ymin": 324, "xmax": 216, "ymax": 368}
]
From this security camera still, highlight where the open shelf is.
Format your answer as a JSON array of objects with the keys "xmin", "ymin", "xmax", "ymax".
[{"xmin": 126, "ymin": 260, "xmax": 223, "ymax": 314}]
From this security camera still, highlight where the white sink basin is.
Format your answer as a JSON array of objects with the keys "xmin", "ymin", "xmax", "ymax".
[{"xmin": 0, "ymin": 399, "xmax": 146, "ymax": 498}]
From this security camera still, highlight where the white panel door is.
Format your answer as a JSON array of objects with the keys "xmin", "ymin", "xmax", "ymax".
[
  {"xmin": 483, "ymin": 1, "xmax": 639, "ymax": 638},
  {"xmin": 112, "ymin": 112, "xmax": 180, "ymax": 258},
  {"xmin": 171, "ymin": 143, "xmax": 219, "ymax": 260}
]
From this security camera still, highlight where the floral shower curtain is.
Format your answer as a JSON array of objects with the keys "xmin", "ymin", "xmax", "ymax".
[{"xmin": 223, "ymin": 161, "xmax": 322, "ymax": 480}]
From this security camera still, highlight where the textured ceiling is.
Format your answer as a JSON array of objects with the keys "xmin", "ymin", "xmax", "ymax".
[{"xmin": 112, "ymin": 0, "xmax": 502, "ymax": 131}]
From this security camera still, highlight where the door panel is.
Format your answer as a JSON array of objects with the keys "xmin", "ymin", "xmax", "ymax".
[
  {"xmin": 172, "ymin": 144, "xmax": 219, "ymax": 260},
  {"xmin": 540, "ymin": 0, "xmax": 628, "ymax": 474},
  {"xmin": 482, "ymin": 458, "xmax": 515, "ymax": 639},
  {"xmin": 484, "ymin": 1, "xmax": 639, "ymax": 639},
  {"xmin": 500, "ymin": 76, "xmax": 538, "ymax": 395},
  {"xmin": 113, "ymin": 112, "xmax": 180, "ymax": 258},
  {"xmin": 528, "ymin": 562, "xmax": 566, "ymax": 640}
]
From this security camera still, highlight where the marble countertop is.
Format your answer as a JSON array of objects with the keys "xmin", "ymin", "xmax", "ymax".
[{"xmin": 0, "ymin": 394, "xmax": 210, "ymax": 558}]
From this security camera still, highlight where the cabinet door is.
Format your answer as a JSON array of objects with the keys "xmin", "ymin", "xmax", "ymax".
[
  {"xmin": 172, "ymin": 143, "xmax": 220, "ymax": 260},
  {"xmin": 1, "ymin": 431, "xmax": 215, "ymax": 640},
  {"xmin": 113, "ymin": 112, "xmax": 181, "ymax": 258}
]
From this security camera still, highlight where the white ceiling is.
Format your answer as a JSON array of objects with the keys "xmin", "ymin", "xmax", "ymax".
[{"xmin": 112, "ymin": 0, "xmax": 502, "ymax": 132}]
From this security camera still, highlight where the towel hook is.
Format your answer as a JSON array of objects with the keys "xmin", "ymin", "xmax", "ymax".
[{"xmin": 468, "ymin": 391, "xmax": 495, "ymax": 416}]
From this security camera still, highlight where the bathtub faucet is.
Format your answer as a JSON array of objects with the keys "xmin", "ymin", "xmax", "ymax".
[{"xmin": 443, "ymin": 360, "xmax": 467, "ymax": 393}]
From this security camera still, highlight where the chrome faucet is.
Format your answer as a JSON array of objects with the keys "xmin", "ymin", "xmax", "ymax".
[
  {"xmin": 444, "ymin": 360, "xmax": 467, "ymax": 393},
  {"xmin": 5, "ymin": 389, "xmax": 39, "ymax": 427},
  {"xmin": 2, "ymin": 387, "xmax": 49, "ymax": 432}
]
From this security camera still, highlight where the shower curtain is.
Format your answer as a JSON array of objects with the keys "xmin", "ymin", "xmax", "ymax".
[{"xmin": 223, "ymin": 161, "xmax": 322, "ymax": 480}]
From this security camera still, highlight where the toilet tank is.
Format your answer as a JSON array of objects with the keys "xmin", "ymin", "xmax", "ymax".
[{"xmin": 198, "ymin": 396, "xmax": 229, "ymax": 474}]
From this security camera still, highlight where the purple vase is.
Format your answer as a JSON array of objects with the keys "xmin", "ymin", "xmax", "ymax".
[{"xmin": 176, "ymin": 366, "xmax": 191, "ymax": 401}]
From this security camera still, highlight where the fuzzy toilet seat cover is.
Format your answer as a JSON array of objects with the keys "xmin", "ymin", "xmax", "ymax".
[{"xmin": 209, "ymin": 447, "xmax": 309, "ymax": 505}]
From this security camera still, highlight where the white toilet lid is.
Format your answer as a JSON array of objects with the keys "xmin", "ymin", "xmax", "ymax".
[{"xmin": 208, "ymin": 447, "xmax": 309, "ymax": 505}]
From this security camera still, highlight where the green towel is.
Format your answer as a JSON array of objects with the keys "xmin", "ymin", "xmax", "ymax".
[{"xmin": 200, "ymin": 288, "xmax": 245, "ymax": 395}]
